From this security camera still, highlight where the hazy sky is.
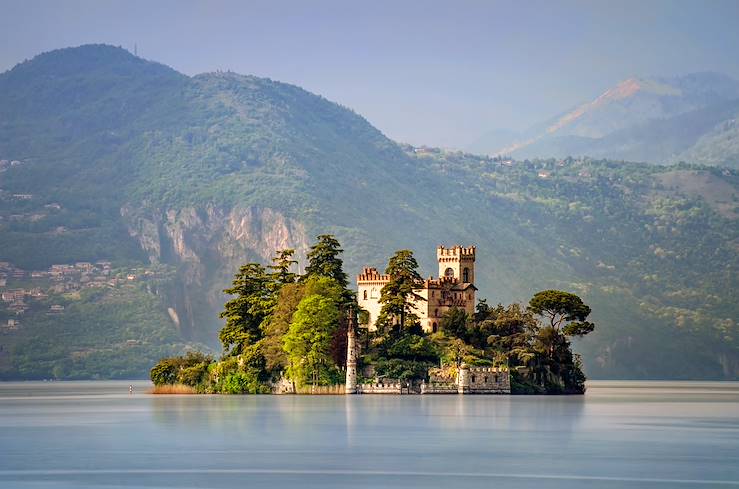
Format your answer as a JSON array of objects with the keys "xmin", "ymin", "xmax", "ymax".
[{"xmin": 2, "ymin": 0, "xmax": 738, "ymax": 148}]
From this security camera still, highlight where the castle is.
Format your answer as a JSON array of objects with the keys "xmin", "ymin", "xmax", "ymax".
[
  {"xmin": 357, "ymin": 245, "xmax": 477, "ymax": 333},
  {"xmin": 345, "ymin": 244, "xmax": 511, "ymax": 394}
]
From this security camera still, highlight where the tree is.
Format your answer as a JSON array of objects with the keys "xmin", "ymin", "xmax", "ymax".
[
  {"xmin": 150, "ymin": 351, "xmax": 213, "ymax": 386},
  {"xmin": 474, "ymin": 298, "xmax": 490, "ymax": 323},
  {"xmin": 303, "ymin": 235, "xmax": 348, "ymax": 288},
  {"xmin": 440, "ymin": 336, "xmax": 476, "ymax": 367},
  {"xmin": 219, "ymin": 263, "xmax": 272, "ymax": 355},
  {"xmin": 268, "ymin": 248, "xmax": 298, "ymax": 288},
  {"xmin": 528, "ymin": 290, "xmax": 594, "ymax": 393},
  {"xmin": 440, "ymin": 307, "xmax": 469, "ymax": 340},
  {"xmin": 377, "ymin": 250, "xmax": 426, "ymax": 333},
  {"xmin": 528, "ymin": 290, "xmax": 594, "ymax": 337},
  {"xmin": 283, "ymin": 294, "xmax": 340, "ymax": 387},
  {"xmin": 261, "ymin": 282, "xmax": 305, "ymax": 372}
]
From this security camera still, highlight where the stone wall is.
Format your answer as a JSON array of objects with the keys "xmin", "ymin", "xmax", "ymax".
[
  {"xmin": 420, "ymin": 382, "xmax": 457, "ymax": 394},
  {"xmin": 462, "ymin": 366, "xmax": 510, "ymax": 394}
]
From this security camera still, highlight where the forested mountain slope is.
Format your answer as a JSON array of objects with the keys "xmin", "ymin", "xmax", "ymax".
[{"xmin": 0, "ymin": 45, "xmax": 736, "ymax": 379}]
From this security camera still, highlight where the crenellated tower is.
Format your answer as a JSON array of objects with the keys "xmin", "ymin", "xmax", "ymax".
[{"xmin": 437, "ymin": 245, "xmax": 476, "ymax": 284}]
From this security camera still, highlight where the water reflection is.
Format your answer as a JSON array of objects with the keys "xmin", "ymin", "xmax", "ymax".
[{"xmin": 1, "ymin": 381, "xmax": 738, "ymax": 488}]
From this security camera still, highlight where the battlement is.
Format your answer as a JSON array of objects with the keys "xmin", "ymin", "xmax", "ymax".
[
  {"xmin": 357, "ymin": 267, "xmax": 390, "ymax": 283},
  {"xmin": 437, "ymin": 245, "xmax": 476, "ymax": 260},
  {"xmin": 424, "ymin": 276, "xmax": 460, "ymax": 287}
]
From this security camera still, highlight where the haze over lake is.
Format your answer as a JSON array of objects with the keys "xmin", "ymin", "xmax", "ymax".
[{"xmin": 1, "ymin": 381, "xmax": 738, "ymax": 488}]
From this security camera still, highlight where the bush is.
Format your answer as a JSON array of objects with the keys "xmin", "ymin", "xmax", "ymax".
[
  {"xmin": 221, "ymin": 372, "xmax": 270, "ymax": 394},
  {"xmin": 177, "ymin": 362, "xmax": 210, "ymax": 387},
  {"xmin": 150, "ymin": 359, "xmax": 177, "ymax": 386},
  {"xmin": 375, "ymin": 358, "xmax": 434, "ymax": 382},
  {"xmin": 149, "ymin": 351, "xmax": 213, "ymax": 386}
]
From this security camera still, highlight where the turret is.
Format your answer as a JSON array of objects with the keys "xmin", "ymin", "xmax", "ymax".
[
  {"xmin": 345, "ymin": 308, "xmax": 358, "ymax": 394},
  {"xmin": 437, "ymin": 245, "xmax": 476, "ymax": 284},
  {"xmin": 457, "ymin": 363, "xmax": 470, "ymax": 394}
]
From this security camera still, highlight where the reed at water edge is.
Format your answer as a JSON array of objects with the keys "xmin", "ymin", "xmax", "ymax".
[{"xmin": 150, "ymin": 384, "xmax": 197, "ymax": 394}]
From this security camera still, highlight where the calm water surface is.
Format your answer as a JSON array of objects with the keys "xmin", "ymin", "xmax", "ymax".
[{"xmin": 1, "ymin": 381, "xmax": 738, "ymax": 488}]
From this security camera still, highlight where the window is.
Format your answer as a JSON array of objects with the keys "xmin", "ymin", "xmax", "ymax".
[
  {"xmin": 434, "ymin": 308, "xmax": 438, "ymax": 317},
  {"xmin": 370, "ymin": 287, "xmax": 378, "ymax": 299},
  {"xmin": 483, "ymin": 376, "xmax": 488, "ymax": 383},
  {"xmin": 432, "ymin": 322, "xmax": 438, "ymax": 333},
  {"xmin": 471, "ymin": 375, "xmax": 476, "ymax": 383},
  {"xmin": 463, "ymin": 267, "xmax": 469, "ymax": 282},
  {"xmin": 363, "ymin": 290, "xmax": 367, "ymax": 300}
]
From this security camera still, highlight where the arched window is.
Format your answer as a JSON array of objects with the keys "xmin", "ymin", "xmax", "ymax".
[
  {"xmin": 432, "ymin": 322, "xmax": 438, "ymax": 333},
  {"xmin": 463, "ymin": 267, "xmax": 469, "ymax": 282},
  {"xmin": 370, "ymin": 287, "xmax": 377, "ymax": 299},
  {"xmin": 444, "ymin": 267, "xmax": 454, "ymax": 278},
  {"xmin": 434, "ymin": 308, "xmax": 438, "ymax": 317},
  {"xmin": 363, "ymin": 290, "xmax": 367, "ymax": 300}
]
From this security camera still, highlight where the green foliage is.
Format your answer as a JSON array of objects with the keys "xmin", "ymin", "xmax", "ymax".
[
  {"xmin": 150, "ymin": 361, "xmax": 177, "ymax": 386},
  {"xmin": 302, "ymin": 235, "xmax": 349, "ymax": 289},
  {"xmin": 528, "ymin": 289, "xmax": 594, "ymax": 336},
  {"xmin": 268, "ymin": 249, "xmax": 298, "ymax": 289},
  {"xmin": 374, "ymin": 358, "xmax": 433, "ymax": 382},
  {"xmin": 2, "ymin": 45, "xmax": 737, "ymax": 381},
  {"xmin": 150, "ymin": 351, "xmax": 213, "ymax": 386},
  {"xmin": 283, "ymin": 293, "xmax": 341, "ymax": 387},
  {"xmin": 435, "ymin": 334, "xmax": 480, "ymax": 367},
  {"xmin": 377, "ymin": 250, "xmax": 425, "ymax": 332},
  {"xmin": 385, "ymin": 334, "xmax": 439, "ymax": 363},
  {"xmin": 0, "ymin": 282, "xmax": 197, "ymax": 380},
  {"xmin": 221, "ymin": 372, "xmax": 270, "ymax": 394},
  {"xmin": 261, "ymin": 282, "xmax": 306, "ymax": 372},
  {"xmin": 439, "ymin": 307, "xmax": 469, "ymax": 340},
  {"xmin": 219, "ymin": 263, "xmax": 273, "ymax": 355}
]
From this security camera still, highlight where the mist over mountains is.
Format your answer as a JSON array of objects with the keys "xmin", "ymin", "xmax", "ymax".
[
  {"xmin": 0, "ymin": 45, "xmax": 737, "ymax": 380},
  {"xmin": 470, "ymin": 73, "xmax": 739, "ymax": 168}
]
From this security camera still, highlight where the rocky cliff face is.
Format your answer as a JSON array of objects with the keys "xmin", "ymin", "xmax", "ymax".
[{"xmin": 122, "ymin": 204, "xmax": 309, "ymax": 343}]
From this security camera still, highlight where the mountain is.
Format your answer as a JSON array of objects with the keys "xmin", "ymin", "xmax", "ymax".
[
  {"xmin": 471, "ymin": 73, "xmax": 739, "ymax": 168},
  {"xmin": 0, "ymin": 45, "xmax": 737, "ymax": 380}
]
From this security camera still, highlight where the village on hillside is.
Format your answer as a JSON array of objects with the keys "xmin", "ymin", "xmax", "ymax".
[{"xmin": 0, "ymin": 260, "xmax": 165, "ymax": 334}]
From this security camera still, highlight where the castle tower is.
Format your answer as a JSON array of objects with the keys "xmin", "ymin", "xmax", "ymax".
[
  {"xmin": 345, "ymin": 308, "xmax": 358, "ymax": 394},
  {"xmin": 437, "ymin": 245, "xmax": 476, "ymax": 284},
  {"xmin": 457, "ymin": 363, "xmax": 470, "ymax": 394}
]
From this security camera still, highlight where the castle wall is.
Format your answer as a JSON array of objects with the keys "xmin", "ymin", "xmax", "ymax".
[
  {"xmin": 356, "ymin": 381, "xmax": 404, "ymax": 394},
  {"xmin": 424, "ymin": 365, "xmax": 511, "ymax": 394},
  {"xmin": 462, "ymin": 367, "xmax": 510, "ymax": 394}
]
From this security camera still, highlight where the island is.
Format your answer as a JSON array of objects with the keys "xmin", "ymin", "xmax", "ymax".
[{"xmin": 151, "ymin": 235, "xmax": 595, "ymax": 395}]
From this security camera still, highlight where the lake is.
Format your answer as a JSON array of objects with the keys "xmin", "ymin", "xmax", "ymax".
[{"xmin": 0, "ymin": 381, "xmax": 738, "ymax": 488}]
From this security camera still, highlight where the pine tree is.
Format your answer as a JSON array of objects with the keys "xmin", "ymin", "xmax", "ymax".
[
  {"xmin": 302, "ymin": 235, "xmax": 348, "ymax": 288},
  {"xmin": 218, "ymin": 263, "xmax": 272, "ymax": 355},
  {"xmin": 377, "ymin": 249, "xmax": 426, "ymax": 333}
]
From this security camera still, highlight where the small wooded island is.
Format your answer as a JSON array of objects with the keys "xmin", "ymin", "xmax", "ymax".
[{"xmin": 151, "ymin": 235, "xmax": 595, "ymax": 395}]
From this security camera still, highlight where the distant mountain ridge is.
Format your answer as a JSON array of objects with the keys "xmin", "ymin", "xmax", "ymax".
[
  {"xmin": 470, "ymin": 72, "xmax": 739, "ymax": 167},
  {"xmin": 0, "ymin": 45, "xmax": 737, "ymax": 380}
]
